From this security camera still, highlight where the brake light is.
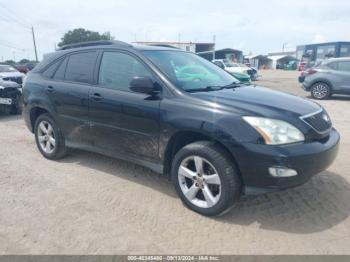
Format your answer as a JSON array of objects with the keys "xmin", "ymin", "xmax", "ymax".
[{"xmin": 307, "ymin": 69, "xmax": 318, "ymax": 75}]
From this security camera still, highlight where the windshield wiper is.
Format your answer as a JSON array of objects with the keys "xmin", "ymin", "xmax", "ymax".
[
  {"xmin": 186, "ymin": 82, "xmax": 244, "ymax": 93},
  {"xmin": 186, "ymin": 85, "xmax": 223, "ymax": 92},
  {"xmin": 222, "ymin": 82, "xmax": 245, "ymax": 89}
]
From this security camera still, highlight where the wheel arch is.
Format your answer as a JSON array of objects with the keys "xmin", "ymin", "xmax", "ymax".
[
  {"xmin": 162, "ymin": 130, "xmax": 242, "ymax": 181},
  {"xmin": 29, "ymin": 106, "xmax": 50, "ymax": 132}
]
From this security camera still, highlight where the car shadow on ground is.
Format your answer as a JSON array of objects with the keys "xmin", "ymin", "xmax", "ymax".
[
  {"xmin": 59, "ymin": 149, "xmax": 178, "ymax": 198},
  {"xmin": 60, "ymin": 149, "xmax": 349, "ymax": 234},
  {"xmin": 306, "ymin": 95, "xmax": 350, "ymax": 101},
  {"xmin": 218, "ymin": 171, "xmax": 350, "ymax": 234}
]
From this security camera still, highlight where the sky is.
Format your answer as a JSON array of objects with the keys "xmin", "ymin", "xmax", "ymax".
[{"xmin": 0, "ymin": 0, "xmax": 350, "ymax": 61}]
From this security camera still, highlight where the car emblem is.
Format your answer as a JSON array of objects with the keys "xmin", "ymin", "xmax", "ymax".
[{"xmin": 323, "ymin": 114, "xmax": 330, "ymax": 122}]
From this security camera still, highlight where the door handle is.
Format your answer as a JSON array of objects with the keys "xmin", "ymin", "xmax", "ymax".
[
  {"xmin": 47, "ymin": 85, "xmax": 54, "ymax": 93},
  {"xmin": 90, "ymin": 93, "xmax": 103, "ymax": 101}
]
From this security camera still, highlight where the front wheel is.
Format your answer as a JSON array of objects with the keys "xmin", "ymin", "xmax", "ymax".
[
  {"xmin": 171, "ymin": 141, "xmax": 242, "ymax": 216},
  {"xmin": 311, "ymin": 82, "xmax": 331, "ymax": 100}
]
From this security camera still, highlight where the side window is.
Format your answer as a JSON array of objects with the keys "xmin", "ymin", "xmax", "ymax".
[
  {"xmin": 65, "ymin": 51, "xmax": 96, "ymax": 84},
  {"xmin": 338, "ymin": 61, "xmax": 350, "ymax": 72},
  {"xmin": 98, "ymin": 51, "xmax": 153, "ymax": 91},
  {"xmin": 327, "ymin": 62, "xmax": 338, "ymax": 70},
  {"xmin": 53, "ymin": 57, "xmax": 68, "ymax": 80},
  {"xmin": 42, "ymin": 58, "xmax": 63, "ymax": 78}
]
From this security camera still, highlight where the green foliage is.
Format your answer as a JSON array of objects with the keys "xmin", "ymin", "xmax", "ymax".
[
  {"xmin": 58, "ymin": 28, "xmax": 114, "ymax": 47},
  {"xmin": 4, "ymin": 60, "xmax": 16, "ymax": 65},
  {"xmin": 18, "ymin": 59, "xmax": 31, "ymax": 64}
]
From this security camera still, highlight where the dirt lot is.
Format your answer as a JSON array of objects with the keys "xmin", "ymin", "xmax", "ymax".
[{"xmin": 1, "ymin": 70, "xmax": 350, "ymax": 254}]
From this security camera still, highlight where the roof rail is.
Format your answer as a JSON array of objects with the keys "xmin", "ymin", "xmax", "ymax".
[{"xmin": 58, "ymin": 40, "xmax": 132, "ymax": 50}]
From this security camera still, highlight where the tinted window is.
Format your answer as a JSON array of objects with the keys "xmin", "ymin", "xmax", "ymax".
[
  {"xmin": 338, "ymin": 61, "xmax": 350, "ymax": 72},
  {"xmin": 98, "ymin": 52, "xmax": 153, "ymax": 91},
  {"xmin": 42, "ymin": 58, "xmax": 63, "ymax": 78},
  {"xmin": 53, "ymin": 57, "xmax": 68, "ymax": 80},
  {"xmin": 65, "ymin": 51, "xmax": 96, "ymax": 83}
]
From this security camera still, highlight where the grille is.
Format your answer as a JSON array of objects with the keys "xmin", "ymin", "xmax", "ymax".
[
  {"xmin": 2, "ymin": 77, "xmax": 23, "ymax": 85},
  {"xmin": 301, "ymin": 110, "xmax": 332, "ymax": 133},
  {"xmin": 246, "ymin": 69, "xmax": 253, "ymax": 77}
]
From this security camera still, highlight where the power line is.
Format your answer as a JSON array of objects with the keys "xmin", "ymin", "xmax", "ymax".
[{"xmin": 0, "ymin": 3, "xmax": 31, "ymax": 29}]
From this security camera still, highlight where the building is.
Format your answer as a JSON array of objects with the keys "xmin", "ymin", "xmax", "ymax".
[
  {"xmin": 244, "ymin": 55, "xmax": 272, "ymax": 69},
  {"xmin": 197, "ymin": 48, "xmax": 243, "ymax": 63},
  {"xmin": 132, "ymin": 41, "xmax": 215, "ymax": 53},
  {"xmin": 296, "ymin": 42, "xmax": 350, "ymax": 64}
]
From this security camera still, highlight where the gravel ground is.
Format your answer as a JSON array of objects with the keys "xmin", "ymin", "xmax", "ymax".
[{"xmin": 0, "ymin": 70, "xmax": 350, "ymax": 254}]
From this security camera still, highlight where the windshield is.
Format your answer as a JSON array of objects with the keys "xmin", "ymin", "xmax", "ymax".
[
  {"xmin": 0, "ymin": 65, "xmax": 17, "ymax": 73},
  {"xmin": 143, "ymin": 50, "xmax": 239, "ymax": 92}
]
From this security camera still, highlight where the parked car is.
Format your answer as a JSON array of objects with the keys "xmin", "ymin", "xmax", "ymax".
[
  {"xmin": 212, "ymin": 61, "xmax": 251, "ymax": 84},
  {"xmin": 299, "ymin": 57, "xmax": 350, "ymax": 99},
  {"xmin": 25, "ymin": 62, "xmax": 38, "ymax": 71},
  {"xmin": 23, "ymin": 41, "xmax": 339, "ymax": 216},
  {"xmin": 0, "ymin": 64, "xmax": 25, "ymax": 86},
  {"xmin": 230, "ymin": 72, "xmax": 251, "ymax": 85},
  {"xmin": 14, "ymin": 64, "xmax": 30, "ymax": 74},
  {"xmin": 212, "ymin": 59, "xmax": 258, "ymax": 80},
  {"xmin": 0, "ymin": 80, "xmax": 23, "ymax": 115},
  {"xmin": 284, "ymin": 61, "xmax": 297, "ymax": 70}
]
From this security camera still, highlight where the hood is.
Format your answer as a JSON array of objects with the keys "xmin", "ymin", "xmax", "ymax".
[
  {"xmin": 192, "ymin": 86, "xmax": 320, "ymax": 117},
  {"xmin": 0, "ymin": 71, "xmax": 25, "ymax": 78},
  {"xmin": 225, "ymin": 67, "xmax": 247, "ymax": 74}
]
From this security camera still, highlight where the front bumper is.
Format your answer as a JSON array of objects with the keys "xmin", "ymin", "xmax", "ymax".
[{"xmin": 232, "ymin": 128, "xmax": 340, "ymax": 194}]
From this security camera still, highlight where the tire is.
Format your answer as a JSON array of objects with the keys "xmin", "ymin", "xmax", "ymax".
[
  {"xmin": 171, "ymin": 141, "xmax": 242, "ymax": 216},
  {"xmin": 311, "ymin": 82, "xmax": 331, "ymax": 100},
  {"xmin": 34, "ymin": 113, "xmax": 67, "ymax": 160}
]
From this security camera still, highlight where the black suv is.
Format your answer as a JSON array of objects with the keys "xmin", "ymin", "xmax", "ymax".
[{"xmin": 23, "ymin": 41, "xmax": 340, "ymax": 216}]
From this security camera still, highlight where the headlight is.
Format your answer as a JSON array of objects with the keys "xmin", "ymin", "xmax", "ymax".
[{"xmin": 243, "ymin": 116, "xmax": 305, "ymax": 145}]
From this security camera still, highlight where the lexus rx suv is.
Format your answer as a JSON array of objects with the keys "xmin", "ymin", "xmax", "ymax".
[{"xmin": 23, "ymin": 41, "xmax": 339, "ymax": 216}]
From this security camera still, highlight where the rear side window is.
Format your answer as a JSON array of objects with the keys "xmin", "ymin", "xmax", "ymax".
[
  {"xmin": 338, "ymin": 61, "xmax": 350, "ymax": 72},
  {"xmin": 53, "ymin": 57, "xmax": 68, "ymax": 80},
  {"xmin": 65, "ymin": 51, "xmax": 97, "ymax": 84},
  {"xmin": 42, "ymin": 58, "xmax": 63, "ymax": 78}
]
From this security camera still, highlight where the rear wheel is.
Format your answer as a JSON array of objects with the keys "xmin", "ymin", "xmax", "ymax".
[
  {"xmin": 34, "ymin": 113, "xmax": 67, "ymax": 160},
  {"xmin": 311, "ymin": 82, "xmax": 331, "ymax": 100},
  {"xmin": 171, "ymin": 141, "xmax": 242, "ymax": 216}
]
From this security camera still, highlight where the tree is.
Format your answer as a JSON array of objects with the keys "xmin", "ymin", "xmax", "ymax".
[
  {"xmin": 4, "ymin": 60, "xmax": 16, "ymax": 65},
  {"xmin": 18, "ymin": 59, "xmax": 30, "ymax": 64},
  {"xmin": 58, "ymin": 28, "xmax": 114, "ymax": 47}
]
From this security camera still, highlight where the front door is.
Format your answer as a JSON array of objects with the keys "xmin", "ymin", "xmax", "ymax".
[{"xmin": 89, "ymin": 51, "xmax": 161, "ymax": 162}]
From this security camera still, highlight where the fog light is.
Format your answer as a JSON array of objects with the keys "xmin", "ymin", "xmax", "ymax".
[{"xmin": 269, "ymin": 167, "xmax": 298, "ymax": 177}]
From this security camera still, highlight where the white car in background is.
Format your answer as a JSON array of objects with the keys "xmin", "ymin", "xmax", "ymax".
[
  {"xmin": 212, "ymin": 59, "xmax": 259, "ymax": 80},
  {"xmin": 0, "ymin": 64, "xmax": 25, "ymax": 86}
]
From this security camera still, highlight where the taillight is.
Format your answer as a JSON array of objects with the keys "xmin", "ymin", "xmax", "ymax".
[{"xmin": 307, "ymin": 68, "xmax": 318, "ymax": 75}]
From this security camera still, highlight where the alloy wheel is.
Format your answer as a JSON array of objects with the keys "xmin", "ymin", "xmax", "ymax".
[
  {"xmin": 178, "ymin": 156, "xmax": 221, "ymax": 208},
  {"xmin": 37, "ymin": 121, "xmax": 56, "ymax": 154},
  {"xmin": 312, "ymin": 84, "xmax": 328, "ymax": 99}
]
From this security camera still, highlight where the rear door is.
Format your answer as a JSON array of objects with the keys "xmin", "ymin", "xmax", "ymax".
[
  {"xmin": 89, "ymin": 50, "xmax": 161, "ymax": 162},
  {"xmin": 326, "ymin": 61, "xmax": 350, "ymax": 93},
  {"xmin": 47, "ymin": 50, "xmax": 98, "ymax": 146}
]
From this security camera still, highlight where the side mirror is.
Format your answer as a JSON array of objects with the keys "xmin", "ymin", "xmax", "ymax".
[{"xmin": 129, "ymin": 76, "xmax": 157, "ymax": 94}]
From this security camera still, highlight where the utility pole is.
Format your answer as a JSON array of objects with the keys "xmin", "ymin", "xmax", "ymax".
[
  {"xmin": 31, "ymin": 26, "xmax": 38, "ymax": 62},
  {"xmin": 212, "ymin": 35, "xmax": 216, "ymax": 60}
]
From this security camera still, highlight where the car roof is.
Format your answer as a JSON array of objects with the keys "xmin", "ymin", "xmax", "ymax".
[
  {"xmin": 33, "ymin": 40, "xmax": 184, "ymax": 72},
  {"xmin": 326, "ymin": 57, "xmax": 350, "ymax": 62}
]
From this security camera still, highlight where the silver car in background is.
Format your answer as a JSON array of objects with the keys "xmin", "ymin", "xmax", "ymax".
[{"xmin": 299, "ymin": 57, "xmax": 350, "ymax": 99}]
